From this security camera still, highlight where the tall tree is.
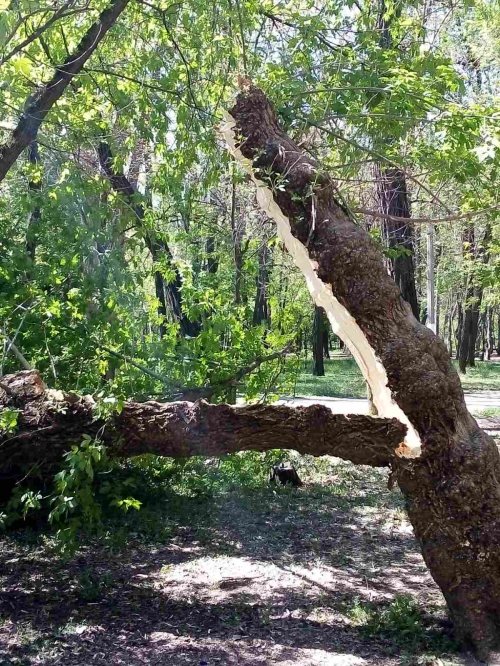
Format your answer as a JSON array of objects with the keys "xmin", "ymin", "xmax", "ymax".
[
  {"xmin": 223, "ymin": 86, "xmax": 500, "ymax": 660},
  {"xmin": 375, "ymin": 0, "xmax": 419, "ymax": 320}
]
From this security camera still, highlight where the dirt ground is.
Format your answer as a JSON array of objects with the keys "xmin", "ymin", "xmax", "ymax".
[{"xmin": 0, "ymin": 458, "xmax": 474, "ymax": 666}]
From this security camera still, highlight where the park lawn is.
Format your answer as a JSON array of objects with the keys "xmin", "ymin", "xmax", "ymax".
[{"xmin": 294, "ymin": 356, "xmax": 500, "ymax": 399}]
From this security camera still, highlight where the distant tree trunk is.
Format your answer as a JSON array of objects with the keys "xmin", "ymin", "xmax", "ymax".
[
  {"xmin": 455, "ymin": 302, "xmax": 463, "ymax": 360},
  {"xmin": 25, "ymin": 142, "xmax": 41, "ymax": 263},
  {"xmin": 497, "ymin": 311, "xmax": 500, "ymax": 356},
  {"xmin": 322, "ymin": 325, "xmax": 330, "ymax": 359},
  {"xmin": 312, "ymin": 306, "xmax": 325, "ymax": 376},
  {"xmin": 253, "ymin": 243, "xmax": 271, "ymax": 326},
  {"xmin": 377, "ymin": 167, "xmax": 420, "ymax": 320},
  {"xmin": 477, "ymin": 311, "xmax": 486, "ymax": 361},
  {"xmin": 230, "ymin": 183, "xmax": 247, "ymax": 304},
  {"xmin": 205, "ymin": 236, "xmax": 218, "ymax": 274},
  {"xmin": 446, "ymin": 301, "xmax": 455, "ymax": 357},
  {"xmin": 375, "ymin": 1, "xmax": 419, "ymax": 322},
  {"xmin": 97, "ymin": 141, "xmax": 197, "ymax": 338},
  {"xmin": 225, "ymin": 86, "xmax": 500, "ymax": 659},
  {"xmin": 487, "ymin": 309, "xmax": 494, "ymax": 360},
  {"xmin": 426, "ymin": 224, "xmax": 436, "ymax": 333},
  {"xmin": 458, "ymin": 225, "xmax": 491, "ymax": 373}
]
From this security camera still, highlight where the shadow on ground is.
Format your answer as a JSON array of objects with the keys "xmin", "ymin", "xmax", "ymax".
[{"xmin": 0, "ymin": 460, "xmax": 464, "ymax": 665}]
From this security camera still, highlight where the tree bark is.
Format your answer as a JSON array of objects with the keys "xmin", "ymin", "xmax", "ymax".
[
  {"xmin": 0, "ymin": 370, "xmax": 406, "ymax": 487},
  {"xmin": 459, "ymin": 226, "xmax": 490, "ymax": 373},
  {"xmin": 223, "ymin": 86, "xmax": 500, "ymax": 659},
  {"xmin": 0, "ymin": 0, "xmax": 130, "ymax": 184},
  {"xmin": 455, "ymin": 301, "xmax": 463, "ymax": 360},
  {"xmin": 312, "ymin": 306, "xmax": 325, "ymax": 376}
]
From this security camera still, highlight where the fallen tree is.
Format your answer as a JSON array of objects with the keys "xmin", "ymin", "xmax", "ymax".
[
  {"xmin": 0, "ymin": 369, "xmax": 405, "ymax": 483},
  {"xmin": 219, "ymin": 85, "xmax": 500, "ymax": 660}
]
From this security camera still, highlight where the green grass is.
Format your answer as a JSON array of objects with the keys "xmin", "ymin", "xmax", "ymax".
[
  {"xmin": 453, "ymin": 360, "xmax": 500, "ymax": 393},
  {"xmin": 293, "ymin": 356, "xmax": 500, "ymax": 399},
  {"xmin": 294, "ymin": 357, "xmax": 366, "ymax": 398}
]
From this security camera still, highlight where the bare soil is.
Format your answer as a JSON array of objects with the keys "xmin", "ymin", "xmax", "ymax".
[{"xmin": 0, "ymin": 458, "xmax": 472, "ymax": 665}]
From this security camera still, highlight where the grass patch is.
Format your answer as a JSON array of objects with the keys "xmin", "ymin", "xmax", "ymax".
[
  {"xmin": 293, "ymin": 356, "xmax": 500, "ymax": 399},
  {"xmin": 347, "ymin": 594, "xmax": 458, "ymax": 655},
  {"xmin": 293, "ymin": 357, "xmax": 366, "ymax": 398},
  {"xmin": 455, "ymin": 360, "xmax": 500, "ymax": 392}
]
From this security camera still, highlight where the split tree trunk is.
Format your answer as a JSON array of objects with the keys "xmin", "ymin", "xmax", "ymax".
[{"xmin": 223, "ymin": 86, "xmax": 500, "ymax": 659}]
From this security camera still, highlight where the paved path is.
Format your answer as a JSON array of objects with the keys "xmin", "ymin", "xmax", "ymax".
[
  {"xmin": 279, "ymin": 392, "xmax": 500, "ymax": 414},
  {"xmin": 278, "ymin": 392, "xmax": 500, "ymax": 433}
]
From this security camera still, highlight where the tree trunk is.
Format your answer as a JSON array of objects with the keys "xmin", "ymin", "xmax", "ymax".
[
  {"xmin": 322, "ymin": 325, "xmax": 330, "ymax": 359},
  {"xmin": 497, "ymin": 311, "xmax": 500, "ymax": 356},
  {"xmin": 459, "ymin": 226, "xmax": 490, "ymax": 372},
  {"xmin": 0, "ymin": 370, "xmax": 405, "ymax": 487},
  {"xmin": 253, "ymin": 242, "xmax": 271, "ymax": 326},
  {"xmin": 223, "ymin": 86, "xmax": 500, "ymax": 659},
  {"xmin": 455, "ymin": 301, "xmax": 463, "ymax": 361},
  {"xmin": 205, "ymin": 236, "xmax": 218, "ymax": 274},
  {"xmin": 312, "ymin": 306, "xmax": 325, "ymax": 376},
  {"xmin": 230, "ymin": 182, "xmax": 245, "ymax": 304},
  {"xmin": 377, "ymin": 167, "xmax": 420, "ymax": 320},
  {"xmin": 97, "ymin": 141, "xmax": 198, "ymax": 338},
  {"xmin": 426, "ymin": 223, "xmax": 436, "ymax": 333},
  {"xmin": 488, "ymin": 309, "xmax": 494, "ymax": 360},
  {"xmin": 25, "ymin": 142, "xmax": 41, "ymax": 263},
  {"xmin": 0, "ymin": 0, "xmax": 130, "ymax": 184},
  {"xmin": 447, "ymin": 300, "xmax": 455, "ymax": 357},
  {"xmin": 374, "ymin": 2, "xmax": 419, "ymax": 322}
]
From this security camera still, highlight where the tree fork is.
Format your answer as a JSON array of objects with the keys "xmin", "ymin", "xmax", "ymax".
[{"xmin": 221, "ymin": 85, "xmax": 500, "ymax": 660}]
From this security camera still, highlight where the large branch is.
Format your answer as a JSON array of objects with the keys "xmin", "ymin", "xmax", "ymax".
[
  {"xmin": 0, "ymin": 370, "xmax": 406, "ymax": 486},
  {"xmin": 0, "ymin": 0, "xmax": 130, "ymax": 184}
]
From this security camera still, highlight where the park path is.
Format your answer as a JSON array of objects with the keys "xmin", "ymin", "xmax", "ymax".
[{"xmin": 278, "ymin": 392, "xmax": 500, "ymax": 433}]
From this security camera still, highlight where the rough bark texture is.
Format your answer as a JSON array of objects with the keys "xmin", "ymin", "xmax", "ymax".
[
  {"xmin": 0, "ymin": 370, "xmax": 406, "ymax": 487},
  {"xmin": 227, "ymin": 86, "xmax": 500, "ymax": 660},
  {"xmin": 0, "ymin": 0, "xmax": 130, "ymax": 184}
]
